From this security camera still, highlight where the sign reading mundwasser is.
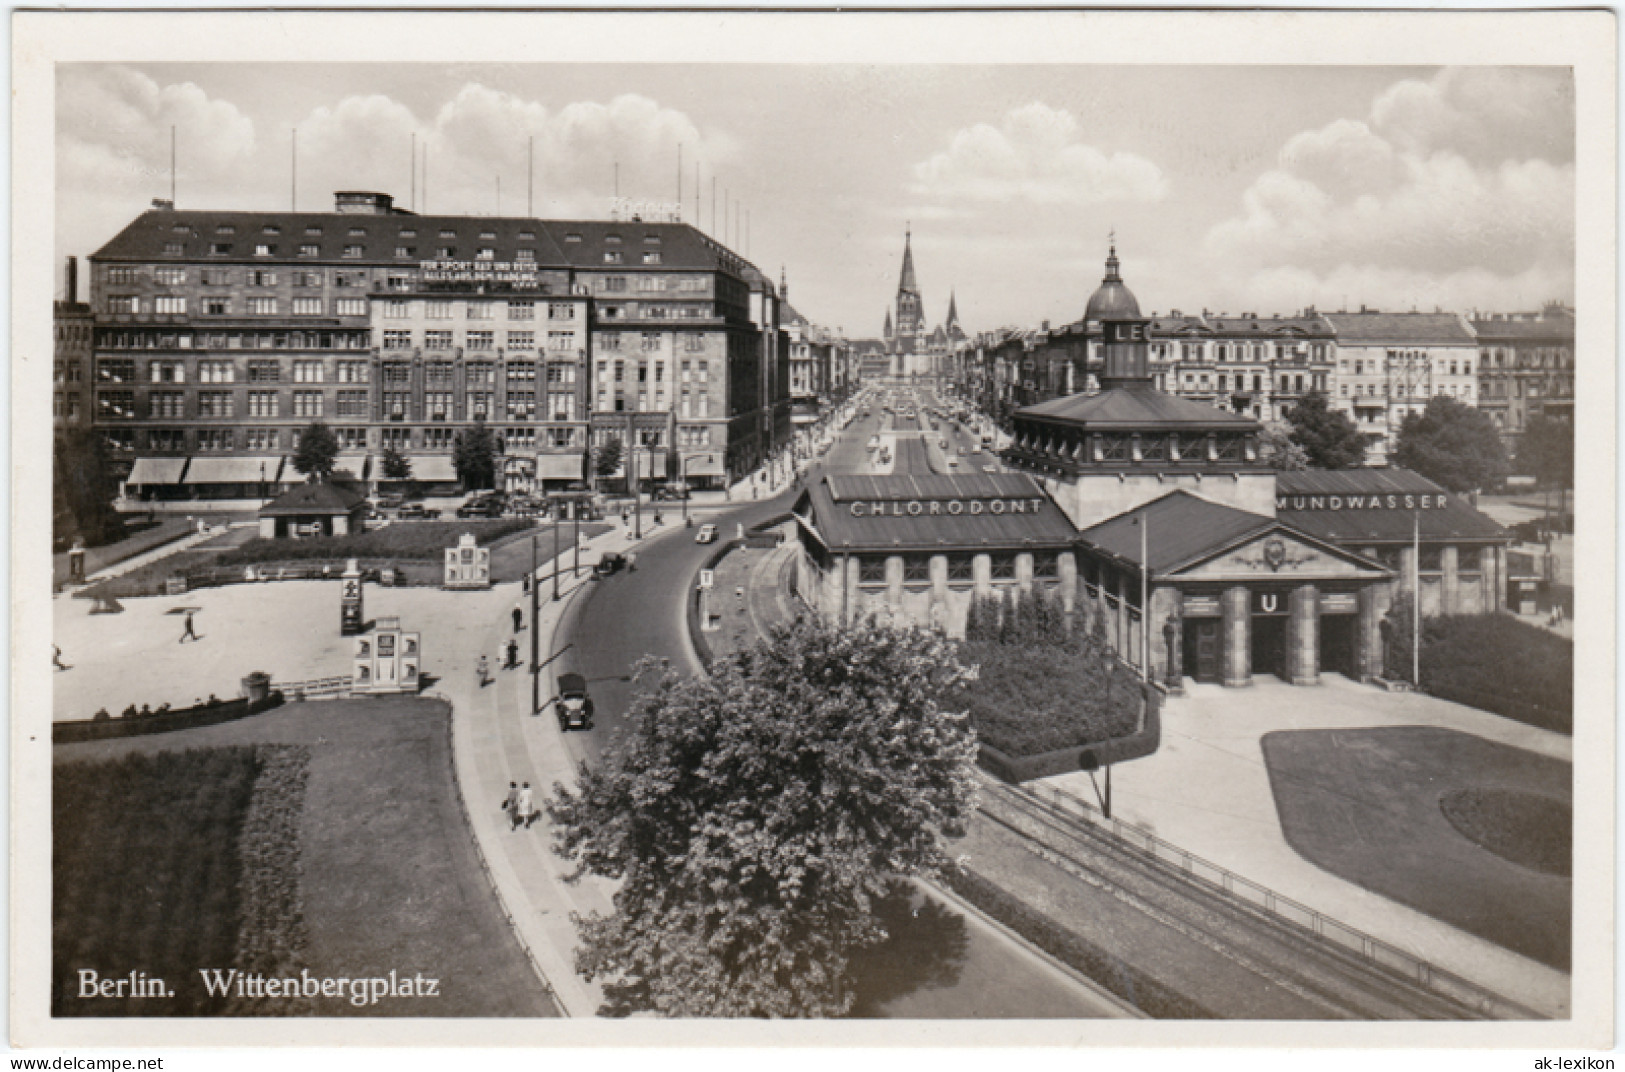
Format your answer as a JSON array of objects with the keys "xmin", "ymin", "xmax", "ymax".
[
  {"xmin": 848, "ymin": 497, "xmax": 1049, "ymax": 518},
  {"xmin": 1277, "ymin": 492, "xmax": 1450, "ymax": 512}
]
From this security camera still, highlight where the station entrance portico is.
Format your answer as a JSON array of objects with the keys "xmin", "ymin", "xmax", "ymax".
[{"xmin": 1078, "ymin": 492, "xmax": 1393, "ymax": 690}]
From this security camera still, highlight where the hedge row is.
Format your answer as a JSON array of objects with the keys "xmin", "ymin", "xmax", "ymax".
[
  {"xmin": 941, "ymin": 865, "xmax": 1214, "ymax": 1019},
  {"xmin": 215, "ymin": 520, "xmax": 532, "ymax": 566},
  {"xmin": 228, "ymin": 745, "xmax": 314, "ymax": 1015}
]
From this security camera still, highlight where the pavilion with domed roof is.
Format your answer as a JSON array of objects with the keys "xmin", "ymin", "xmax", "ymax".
[{"xmin": 1006, "ymin": 245, "xmax": 1405, "ymax": 689}]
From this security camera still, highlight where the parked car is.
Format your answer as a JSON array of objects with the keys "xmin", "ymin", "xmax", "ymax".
[
  {"xmin": 651, "ymin": 485, "xmax": 690, "ymax": 502},
  {"xmin": 695, "ymin": 524, "xmax": 719, "ymax": 544},
  {"xmin": 375, "ymin": 494, "xmax": 405, "ymax": 511},
  {"xmin": 593, "ymin": 552, "xmax": 628, "ymax": 577},
  {"xmin": 457, "ymin": 500, "xmax": 503, "ymax": 519},
  {"xmin": 553, "ymin": 672, "xmax": 595, "ymax": 731},
  {"xmin": 397, "ymin": 503, "xmax": 440, "ymax": 520}
]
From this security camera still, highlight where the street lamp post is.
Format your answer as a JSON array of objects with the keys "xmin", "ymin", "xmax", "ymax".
[
  {"xmin": 552, "ymin": 506, "xmax": 560, "ymax": 601},
  {"xmin": 530, "ymin": 533, "xmax": 540, "ymax": 714}
]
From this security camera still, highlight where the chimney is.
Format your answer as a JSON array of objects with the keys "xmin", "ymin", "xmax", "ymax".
[
  {"xmin": 1041, "ymin": 320, "xmax": 1050, "ymax": 332},
  {"xmin": 66, "ymin": 256, "xmax": 78, "ymax": 304},
  {"xmin": 1170, "ymin": 308, "xmax": 1181, "ymax": 318},
  {"xmin": 150, "ymin": 198, "xmax": 174, "ymax": 211},
  {"xmin": 334, "ymin": 191, "xmax": 395, "ymax": 215}
]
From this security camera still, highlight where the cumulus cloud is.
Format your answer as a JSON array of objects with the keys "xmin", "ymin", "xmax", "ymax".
[
  {"xmin": 58, "ymin": 65, "xmax": 257, "ymax": 187},
  {"xmin": 1204, "ymin": 67, "xmax": 1574, "ymax": 312},
  {"xmin": 911, "ymin": 102, "xmax": 1168, "ymax": 207},
  {"xmin": 297, "ymin": 84, "xmax": 737, "ymax": 217}
]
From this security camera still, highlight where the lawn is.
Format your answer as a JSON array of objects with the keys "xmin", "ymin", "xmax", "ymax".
[
  {"xmin": 53, "ymin": 746, "xmax": 278, "ymax": 1016},
  {"xmin": 53, "ymin": 697, "xmax": 558, "ymax": 1017},
  {"xmin": 1261, "ymin": 725, "xmax": 1571, "ymax": 970}
]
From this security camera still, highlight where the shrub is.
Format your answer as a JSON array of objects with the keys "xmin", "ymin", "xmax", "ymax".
[
  {"xmin": 1384, "ymin": 602, "xmax": 1572, "ymax": 733},
  {"xmin": 214, "ymin": 520, "xmax": 531, "ymax": 567},
  {"xmin": 955, "ymin": 641, "xmax": 1142, "ymax": 757}
]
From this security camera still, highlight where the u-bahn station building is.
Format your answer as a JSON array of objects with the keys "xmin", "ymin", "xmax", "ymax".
[{"xmin": 793, "ymin": 248, "xmax": 1514, "ymax": 688}]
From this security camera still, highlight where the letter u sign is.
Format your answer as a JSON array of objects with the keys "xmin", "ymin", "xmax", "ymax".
[{"xmin": 1258, "ymin": 592, "xmax": 1279, "ymax": 614}]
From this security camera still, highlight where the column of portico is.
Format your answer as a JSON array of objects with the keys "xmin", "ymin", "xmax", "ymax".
[
  {"xmin": 1153, "ymin": 588, "xmax": 1183, "ymax": 690},
  {"xmin": 1399, "ymin": 543, "xmax": 1419, "ymax": 603},
  {"xmin": 1016, "ymin": 553, "xmax": 1034, "ymax": 596},
  {"xmin": 843, "ymin": 555, "xmax": 860, "ymax": 626},
  {"xmin": 1058, "ymin": 553, "xmax": 1078, "ymax": 616},
  {"xmin": 1441, "ymin": 545, "xmax": 1460, "ymax": 615},
  {"xmin": 1486, "ymin": 542, "xmax": 1504, "ymax": 609},
  {"xmin": 972, "ymin": 554, "xmax": 992, "ymax": 600},
  {"xmin": 1286, "ymin": 584, "xmax": 1320, "ymax": 685},
  {"xmin": 929, "ymin": 554, "xmax": 950, "ymax": 631},
  {"xmin": 1221, "ymin": 586, "xmax": 1251, "ymax": 687},
  {"xmin": 885, "ymin": 555, "xmax": 904, "ymax": 606},
  {"xmin": 1356, "ymin": 584, "xmax": 1384, "ymax": 681}
]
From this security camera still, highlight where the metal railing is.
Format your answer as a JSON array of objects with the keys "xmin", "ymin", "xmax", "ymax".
[
  {"xmin": 1007, "ymin": 778, "xmax": 1544, "ymax": 1020},
  {"xmin": 271, "ymin": 675, "xmax": 354, "ymax": 701}
]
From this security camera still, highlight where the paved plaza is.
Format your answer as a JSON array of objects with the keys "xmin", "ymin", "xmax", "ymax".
[{"xmin": 1046, "ymin": 675, "xmax": 1572, "ymax": 1017}]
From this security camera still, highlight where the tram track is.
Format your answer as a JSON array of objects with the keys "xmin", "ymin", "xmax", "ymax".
[{"xmin": 971, "ymin": 774, "xmax": 1534, "ymax": 1020}]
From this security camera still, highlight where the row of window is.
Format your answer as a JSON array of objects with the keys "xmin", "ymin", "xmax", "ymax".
[
  {"xmin": 854, "ymin": 552, "xmax": 1061, "ymax": 585},
  {"xmin": 380, "ymin": 329, "xmax": 576, "ymax": 352},
  {"xmin": 106, "ymin": 266, "xmax": 369, "ymax": 286},
  {"xmin": 379, "ymin": 300, "xmax": 574, "ymax": 321},
  {"xmin": 96, "ymin": 330, "xmax": 371, "ymax": 352}
]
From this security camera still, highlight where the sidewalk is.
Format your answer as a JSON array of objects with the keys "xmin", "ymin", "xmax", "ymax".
[{"xmin": 436, "ymin": 518, "xmax": 698, "ymax": 1017}]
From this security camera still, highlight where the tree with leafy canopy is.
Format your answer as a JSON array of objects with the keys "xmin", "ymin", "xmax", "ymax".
[
  {"xmin": 592, "ymin": 435, "xmax": 624, "ymax": 483},
  {"xmin": 1284, "ymin": 391, "xmax": 1368, "ymax": 469},
  {"xmin": 291, "ymin": 423, "xmax": 339, "ymax": 483},
  {"xmin": 1258, "ymin": 420, "xmax": 1309, "ymax": 471},
  {"xmin": 452, "ymin": 419, "xmax": 499, "ymax": 492},
  {"xmin": 379, "ymin": 445, "xmax": 413, "ymax": 481},
  {"xmin": 53, "ymin": 429, "xmax": 124, "ymax": 547},
  {"xmin": 1393, "ymin": 395, "xmax": 1509, "ymax": 493},
  {"xmin": 548, "ymin": 616, "xmax": 978, "ymax": 1017},
  {"xmin": 1516, "ymin": 414, "xmax": 1574, "ymax": 516}
]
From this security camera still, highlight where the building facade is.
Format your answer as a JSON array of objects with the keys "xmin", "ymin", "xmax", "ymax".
[
  {"xmin": 54, "ymin": 261, "xmax": 93, "ymax": 432},
  {"xmin": 87, "ymin": 191, "xmax": 785, "ymax": 501},
  {"xmin": 1320, "ymin": 311, "xmax": 1479, "ymax": 465},
  {"xmin": 1471, "ymin": 304, "xmax": 1575, "ymax": 443}
]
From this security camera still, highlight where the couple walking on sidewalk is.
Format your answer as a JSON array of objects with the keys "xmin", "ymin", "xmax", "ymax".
[{"xmin": 502, "ymin": 781, "xmax": 537, "ymax": 831}]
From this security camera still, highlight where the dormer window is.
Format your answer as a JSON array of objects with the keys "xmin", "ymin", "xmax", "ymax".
[
  {"xmin": 604, "ymin": 234, "xmax": 622, "ymax": 245},
  {"xmin": 305, "ymin": 225, "xmax": 323, "ymax": 236},
  {"xmin": 643, "ymin": 235, "xmax": 661, "ymax": 245},
  {"xmin": 399, "ymin": 229, "xmax": 417, "ymax": 238},
  {"xmin": 564, "ymin": 233, "xmax": 582, "ymax": 243},
  {"xmin": 216, "ymin": 225, "xmax": 236, "ymax": 235},
  {"xmin": 479, "ymin": 230, "xmax": 496, "ymax": 240},
  {"xmin": 439, "ymin": 229, "xmax": 457, "ymax": 239},
  {"xmin": 348, "ymin": 227, "xmax": 367, "ymax": 237},
  {"xmin": 263, "ymin": 225, "xmax": 281, "ymax": 235},
  {"xmin": 518, "ymin": 230, "xmax": 536, "ymax": 240}
]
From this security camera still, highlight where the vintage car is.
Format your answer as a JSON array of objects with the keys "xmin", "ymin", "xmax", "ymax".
[
  {"xmin": 554, "ymin": 672, "xmax": 595, "ymax": 731},
  {"xmin": 593, "ymin": 551, "xmax": 629, "ymax": 577}
]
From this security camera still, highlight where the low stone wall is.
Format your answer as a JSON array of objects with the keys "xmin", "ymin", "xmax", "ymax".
[
  {"xmin": 976, "ymin": 678, "xmax": 1163, "ymax": 784},
  {"xmin": 53, "ymin": 692, "xmax": 287, "ymax": 744}
]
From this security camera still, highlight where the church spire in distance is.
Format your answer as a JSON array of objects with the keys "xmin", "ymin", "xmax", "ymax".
[{"xmin": 898, "ymin": 223, "xmax": 919, "ymax": 296}]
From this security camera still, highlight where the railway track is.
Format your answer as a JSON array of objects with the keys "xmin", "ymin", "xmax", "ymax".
[{"xmin": 975, "ymin": 774, "xmax": 1542, "ymax": 1020}]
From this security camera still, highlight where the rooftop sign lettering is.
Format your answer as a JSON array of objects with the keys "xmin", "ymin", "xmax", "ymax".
[
  {"xmin": 417, "ymin": 261, "xmax": 542, "ymax": 286},
  {"xmin": 610, "ymin": 198, "xmax": 683, "ymax": 223},
  {"xmin": 848, "ymin": 498, "xmax": 1048, "ymax": 518},
  {"xmin": 1277, "ymin": 493, "xmax": 1449, "ymax": 512}
]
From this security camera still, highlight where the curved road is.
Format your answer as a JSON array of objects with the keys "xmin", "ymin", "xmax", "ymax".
[{"xmin": 553, "ymin": 391, "xmax": 1132, "ymax": 1018}]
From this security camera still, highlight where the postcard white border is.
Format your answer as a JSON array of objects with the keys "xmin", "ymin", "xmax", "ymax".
[{"xmin": 10, "ymin": 7, "xmax": 1617, "ymax": 1053}]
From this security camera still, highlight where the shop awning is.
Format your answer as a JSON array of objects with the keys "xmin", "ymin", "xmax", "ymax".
[
  {"xmin": 410, "ymin": 455, "xmax": 459, "ymax": 482},
  {"xmin": 535, "ymin": 453, "xmax": 586, "ymax": 480},
  {"xmin": 332, "ymin": 453, "xmax": 370, "ymax": 482},
  {"xmin": 182, "ymin": 456, "xmax": 283, "ymax": 485},
  {"xmin": 677, "ymin": 452, "xmax": 726, "ymax": 478},
  {"xmin": 125, "ymin": 457, "xmax": 187, "ymax": 486}
]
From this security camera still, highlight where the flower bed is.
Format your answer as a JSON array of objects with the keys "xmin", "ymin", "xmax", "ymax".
[{"xmin": 957, "ymin": 641, "xmax": 1144, "ymax": 758}]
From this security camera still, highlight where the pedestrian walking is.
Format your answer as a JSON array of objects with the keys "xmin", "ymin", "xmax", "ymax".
[
  {"xmin": 502, "ymin": 781, "xmax": 519, "ymax": 820},
  {"xmin": 506, "ymin": 638, "xmax": 520, "ymax": 669},
  {"xmin": 512, "ymin": 606, "xmax": 524, "ymax": 633},
  {"xmin": 514, "ymin": 782, "xmax": 535, "ymax": 830},
  {"xmin": 52, "ymin": 645, "xmax": 69, "ymax": 672},
  {"xmin": 476, "ymin": 654, "xmax": 490, "ymax": 686},
  {"xmin": 178, "ymin": 610, "xmax": 199, "ymax": 643}
]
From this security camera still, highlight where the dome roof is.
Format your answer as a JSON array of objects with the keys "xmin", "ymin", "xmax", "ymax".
[{"xmin": 1084, "ymin": 244, "xmax": 1141, "ymax": 322}]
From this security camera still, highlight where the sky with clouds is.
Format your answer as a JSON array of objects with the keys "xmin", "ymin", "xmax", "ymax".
[{"xmin": 57, "ymin": 63, "xmax": 1574, "ymax": 339}]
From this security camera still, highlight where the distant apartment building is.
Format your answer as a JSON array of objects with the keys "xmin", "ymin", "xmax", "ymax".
[
  {"xmin": 85, "ymin": 192, "xmax": 787, "ymax": 501},
  {"xmin": 1320, "ymin": 311, "xmax": 1479, "ymax": 464},
  {"xmin": 1471, "ymin": 304, "xmax": 1575, "ymax": 443}
]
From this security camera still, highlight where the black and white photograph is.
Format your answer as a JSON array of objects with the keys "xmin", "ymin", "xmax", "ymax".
[{"xmin": 10, "ymin": 8, "xmax": 1616, "ymax": 1058}]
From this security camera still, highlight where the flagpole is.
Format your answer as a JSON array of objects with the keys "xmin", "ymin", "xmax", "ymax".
[
  {"xmin": 1412, "ymin": 509, "xmax": 1421, "ymax": 686},
  {"xmin": 1141, "ymin": 515, "xmax": 1150, "ymax": 679}
]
